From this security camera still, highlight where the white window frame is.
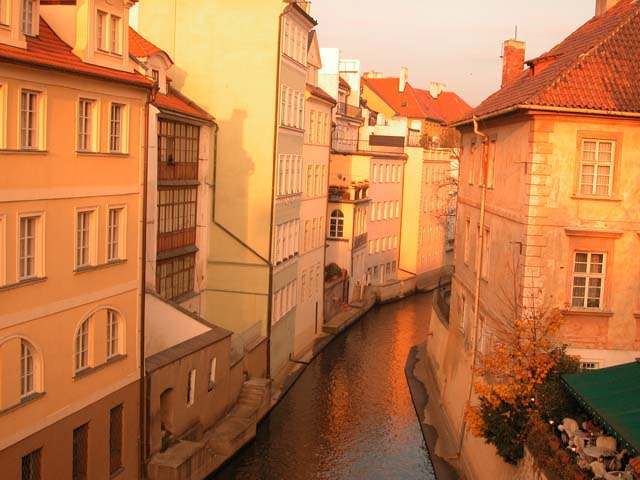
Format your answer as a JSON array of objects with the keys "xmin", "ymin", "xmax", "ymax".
[
  {"xmin": 208, "ymin": 357, "xmax": 217, "ymax": 391},
  {"xmin": 187, "ymin": 369, "xmax": 196, "ymax": 406},
  {"xmin": 77, "ymin": 98, "xmax": 99, "ymax": 152},
  {"xmin": 96, "ymin": 10, "xmax": 107, "ymax": 51},
  {"xmin": 20, "ymin": 340, "xmax": 35, "ymax": 397},
  {"xmin": 109, "ymin": 102, "xmax": 127, "ymax": 153},
  {"xmin": 19, "ymin": 89, "xmax": 40, "ymax": 150},
  {"xmin": 106, "ymin": 309, "xmax": 120, "ymax": 359},
  {"xmin": 74, "ymin": 319, "xmax": 90, "ymax": 373},
  {"xmin": 21, "ymin": 0, "xmax": 36, "ymax": 36},
  {"xmin": 571, "ymin": 252, "xmax": 606, "ymax": 309},
  {"xmin": 75, "ymin": 208, "xmax": 98, "ymax": 269},
  {"xmin": 107, "ymin": 206, "xmax": 126, "ymax": 262},
  {"xmin": 580, "ymin": 361, "xmax": 600, "ymax": 371},
  {"xmin": 109, "ymin": 14, "xmax": 121, "ymax": 55},
  {"xmin": 481, "ymin": 227, "xmax": 490, "ymax": 280},
  {"xmin": 579, "ymin": 139, "xmax": 615, "ymax": 197},
  {"xmin": 17, "ymin": 212, "xmax": 44, "ymax": 281}
]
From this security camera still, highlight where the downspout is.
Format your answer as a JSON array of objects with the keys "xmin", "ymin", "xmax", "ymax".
[
  {"xmin": 265, "ymin": 8, "xmax": 286, "ymax": 378},
  {"xmin": 140, "ymin": 92, "xmax": 152, "ymax": 479},
  {"xmin": 458, "ymin": 116, "xmax": 488, "ymax": 456}
]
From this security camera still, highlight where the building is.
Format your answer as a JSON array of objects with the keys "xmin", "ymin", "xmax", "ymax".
[
  {"xmin": 360, "ymin": 70, "xmax": 471, "ymax": 288},
  {"xmin": 0, "ymin": 0, "xmax": 151, "ymax": 478},
  {"xmin": 295, "ymin": 31, "xmax": 335, "ymax": 354},
  {"xmin": 427, "ymin": 1, "xmax": 640, "ymax": 478},
  {"xmin": 134, "ymin": 0, "xmax": 316, "ymax": 377}
]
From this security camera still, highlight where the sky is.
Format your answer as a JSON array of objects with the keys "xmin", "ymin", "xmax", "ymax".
[{"xmin": 311, "ymin": 0, "xmax": 595, "ymax": 106}]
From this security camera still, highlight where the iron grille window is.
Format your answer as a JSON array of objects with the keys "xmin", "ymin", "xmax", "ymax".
[
  {"xmin": 21, "ymin": 449, "xmax": 41, "ymax": 480},
  {"xmin": 158, "ymin": 119, "xmax": 200, "ymax": 180},
  {"xmin": 156, "ymin": 253, "xmax": 195, "ymax": 301},
  {"xmin": 109, "ymin": 405, "xmax": 123, "ymax": 475},
  {"xmin": 73, "ymin": 424, "xmax": 88, "ymax": 480},
  {"xmin": 157, "ymin": 187, "xmax": 197, "ymax": 252}
]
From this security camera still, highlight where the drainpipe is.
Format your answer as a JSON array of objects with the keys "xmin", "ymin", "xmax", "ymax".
[{"xmin": 457, "ymin": 116, "xmax": 488, "ymax": 456}]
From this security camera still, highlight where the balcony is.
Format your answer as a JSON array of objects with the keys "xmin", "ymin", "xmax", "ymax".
[
  {"xmin": 337, "ymin": 102, "xmax": 362, "ymax": 120},
  {"xmin": 328, "ymin": 183, "xmax": 369, "ymax": 203}
]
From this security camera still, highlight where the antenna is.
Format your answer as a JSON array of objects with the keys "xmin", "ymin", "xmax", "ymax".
[{"xmin": 515, "ymin": 25, "xmax": 518, "ymax": 40}]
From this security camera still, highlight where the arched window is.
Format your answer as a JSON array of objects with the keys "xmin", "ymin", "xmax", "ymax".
[
  {"xmin": 75, "ymin": 319, "xmax": 89, "ymax": 373},
  {"xmin": 106, "ymin": 310, "xmax": 120, "ymax": 359},
  {"xmin": 329, "ymin": 210, "xmax": 344, "ymax": 238},
  {"xmin": 20, "ymin": 340, "xmax": 34, "ymax": 397}
]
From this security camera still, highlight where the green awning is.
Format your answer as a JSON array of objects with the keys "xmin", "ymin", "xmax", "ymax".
[{"xmin": 562, "ymin": 361, "xmax": 640, "ymax": 457}]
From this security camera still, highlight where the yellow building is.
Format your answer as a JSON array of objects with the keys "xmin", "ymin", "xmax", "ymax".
[
  {"xmin": 428, "ymin": 1, "xmax": 640, "ymax": 478},
  {"xmin": 0, "ymin": 0, "xmax": 151, "ymax": 478},
  {"xmin": 134, "ymin": 1, "xmax": 316, "ymax": 377}
]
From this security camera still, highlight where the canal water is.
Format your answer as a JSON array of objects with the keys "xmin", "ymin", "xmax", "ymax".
[{"xmin": 214, "ymin": 293, "xmax": 436, "ymax": 480}]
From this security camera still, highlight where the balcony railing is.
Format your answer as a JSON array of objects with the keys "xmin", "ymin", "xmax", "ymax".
[
  {"xmin": 407, "ymin": 130, "xmax": 422, "ymax": 147},
  {"xmin": 337, "ymin": 102, "xmax": 362, "ymax": 119}
]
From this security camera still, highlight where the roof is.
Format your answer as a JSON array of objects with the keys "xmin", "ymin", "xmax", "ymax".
[
  {"xmin": 306, "ymin": 83, "xmax": 336, "ymax": 105},
  {"xmin": 339, "ymin": 76, "xmax": 351, "ymax": 92},
  {"xmin": 0, "ymin": 18, "xmax": 152, "ymax": 88},
  {"xmin": 155, "ymin": 87, "xmax": 214, "ymax": 122},
  {"xmin": 362, "ymin": 77, "xmax": 426, "ymax": 118},
  {"xmin": 128, "ymin": 27, "xmax": 167, "ymax": 60},
  {"xmin": 463, "ymin": 0, "xmax": 640, "ymax": 123},
  {"xmin": 562, "ymin": 361, "xmax": 640, "ymax": 456},
  {"xmin": 414, "ymin": 89, "xmax": 473, "ymax": 124}
]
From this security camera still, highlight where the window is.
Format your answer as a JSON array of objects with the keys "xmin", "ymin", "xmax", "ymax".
[
  {"xmin": 395, "ymin": 200, "xmax": 400, "ymax": 218},
  {"xmin": 580, "ymin": 361, "xmax": 600, "ymax": 371},
  {"xmin": 21, "ymin": 449, "xmax": 41, "ymax": 480},
  {"xmin": 106, "ymin": 310, "xmax": 119, "ymax": 359},
  {"xmin": 109, "ymin": 405, "xmax": 123, "ymax": 474},
  {"xmin": 157, "ymin": 119, "xmax": 200, "ymax": 180},
  {"xmin": 277, "ymin": 155, "xmax": 302, "ymax": 196},
  {"xmin": 272, "ymin": 280, "xmax": 297, "ymax": 325},
  {"xmin": 486, "ymin": 140, "xmax": 496, "ymax": 188},
  {"xmin": 73, "ymin": 423, "xmax": 89, "ymax": 480},
  {"xmin": 463, "ymin": 218, "xmax": 470, "ymax": 264},
  {"xmin": 109, "ymin": 15, "xmax": 121, "ymax": 54},
  {"xmin": 76, "ymin": 210, "xmax": 95, "ymax": 268},
  {"xmin": 107, "ymin": 207, "xmax": 124, "ymax": 261},
  {"xmin": 21, "ymin": 0, "xmax": 34, "ymax": 35},
  {"xmin": 156, "ymin": 253, "xmax": 195, "ymax": 301},
  {"xmin": 157, "ymin": 187, "xmax": 197, "ymax": 252},
  {"xmin": 571, "ymin": 252, "xmax": 605, "ymax": 309},
  {"xmin": 20, "ymin": 340, "xmax": 34, "ymax": 397},
  {"xmin": 109, "ymin": 103, "xmax": 123, "ymax": 152},
  {"xmin": 20, "ymin": 90, "xmax": 39, "ymax": 149},
  {"xmin": 306, "ymin": 165, "xmax": 313, "ymax": 195},
  {"xmin": 186, "ymin": 369, "xmax": 196, "ymax": 405},
  {"xmin": 19, "ymin": 215, "xmax": 39, "ymax": 280},
  {"xmin": 372, "ymin": 164, "xmax": 377, "ymax": 183},
  {"xmin": 96, "ymin": 11, "xmax": 107, "ymax": 50},
  {"xmin": 75, "ymin": 319, "xmax": 89, "ymax": 373},
  {"xmin": 579, "ymin": 140, "xmax": 614, "ymax": 196},
  {"xmin": 77, "ymin": 99, "xmax": 94, "ymax": 152},
  {"xmin": 274, "ymin": 219, "xmax": 300, "ymax": 263},
  {"xmin": 468, "ymin": 142, "xmax": 476, "ymax": 184},
  {"xmin": 208, "ymin": 358, "xmax": 217, "ymax": 391},
  {"xmin": 482, "ymin": 227, "xmax": 490, "ymax": 280},
  {"xmin": 329, "ymin": 210, "xmax": 344, "ymax": 238},
  {"xmin": 377, "ymin": 202, "xmax": 382, "ymax": 221}
]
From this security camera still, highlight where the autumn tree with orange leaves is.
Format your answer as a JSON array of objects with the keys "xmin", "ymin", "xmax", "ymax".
[{"xmin": 464, "ymin": 295, "xmax": 578, "ymax": 464}]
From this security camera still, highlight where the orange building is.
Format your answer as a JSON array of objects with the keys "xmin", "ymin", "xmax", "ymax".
[
  {"xmin": 428, "ymin": 1, "xmax": 640, "ymax": 478},
  {"xmin": 0, "ymin": 1, "xmax": 151, "ymax": 478}
]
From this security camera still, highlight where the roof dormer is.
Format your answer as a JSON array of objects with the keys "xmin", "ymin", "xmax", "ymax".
[
  {"xmin": 128, "ymin": 27, "xmax": 172, "ymax": 94},
  {"xmin": 0, "ymin": 0, "xmax": 39, "ymax": 48}
]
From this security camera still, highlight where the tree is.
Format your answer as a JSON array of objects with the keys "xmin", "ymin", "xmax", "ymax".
[{"xmin": 464, "ymin": 296, "xmax": 573, "ymax": 464}]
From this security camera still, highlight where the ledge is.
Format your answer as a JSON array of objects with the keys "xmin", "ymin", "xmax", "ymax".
[
  {"xmin": 0, "ymin": 149, "xmax": 48, "ymax": 154},
  {"xmin": 570, "ymin": 194, "xmax": 622, "ymax": 202},
  {"xmin": 0, "ymin": 276, "xmax": 47, "ymax": 292},
  {"xmin": 561, "ymin": 309, "xmax": 613, "ymax": 318},
  {"xmin": 0, "ymin": 392, "xmax": 46, "ymax": 416},
  {"xmin": 564, "ymin": 227, "xmax": 624, "ymax": 239},
  {"xmin": 73, "ymin": 354, "xmax": 127, "ymax": 380},
  {"xmin": 74, "ymin": 259, "xmax": 126, "ymax": 273}
]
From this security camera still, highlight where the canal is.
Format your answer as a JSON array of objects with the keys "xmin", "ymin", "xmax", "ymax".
[{"xmin": 215, "ymin": 293, "xmax": 436, "ymax": 480}]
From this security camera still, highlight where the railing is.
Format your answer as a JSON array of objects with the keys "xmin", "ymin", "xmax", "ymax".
[
  {"xmin": 158, "ymin": 161, "xmax": 198, "ymax": 181},
  {"xmin": 337, "ymin": 102, "xmax": 362, "ymax": 119},
  {"xmin": 407, "ymin": 130, "xmax": 422, "ymax": 147}
]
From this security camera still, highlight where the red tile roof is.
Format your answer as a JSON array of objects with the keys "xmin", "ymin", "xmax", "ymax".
[
  {"xmin": 630, "ymin": 456, "xmax": 640, "ymax": 475},
  {"xmin": 414, "ymin": 89, "xmax": 473, "ymax": 124},
  {"xmin": 129, "ymin": 27, "xmax": 167, "ymax": 61},
  {"xmin": 362, "ymin": 76, "xmax": 472, "ymax": 124},
  {"xmin": 154, "ymin": 87, "xmax": 214, "ymax": 122},
  {"xmin": 339, "ymin": 76, "xmax": 351, "ymax": 92},
  {"xmin": 362, "ymin": 77, "xmax": 427, "ymax": 118},
  {"xmin": 0, "ymin": 18, "xmax": 152, "ymax": 88},
  {"xmin": 462, "ymin": 0, "xmax": 640, "ymax": 123},
  {"xmin": 306, "ymin": 83, "xmax": 336, "ymax": 105}
]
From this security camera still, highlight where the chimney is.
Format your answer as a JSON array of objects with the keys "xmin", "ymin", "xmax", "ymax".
[
  {"xmin": 501, "ymin": 39, "xmax": 526, "ymax": 88},
  {"xmin": 399, "ymin": 66, "xmax": 408, "ymax": 93},
  {"xmin": 429, "ymin": 81, "xmax": 445, "ymax": 99},
  {"xmin": 595, "ymin": 0, "xmax": 621, "ymax": 15}
]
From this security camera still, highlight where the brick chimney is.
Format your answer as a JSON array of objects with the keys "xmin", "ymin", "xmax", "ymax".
[
  {"xmin": 399, "ymin": 66, "xmax": 408, "ymax": 93},
  {"xmin": 501, "ymin": 39, "xmax": 526, "ymax": 88},
  {"xmin": 595, "ymin": 0, "xmax": 621, "ymax": 15}
]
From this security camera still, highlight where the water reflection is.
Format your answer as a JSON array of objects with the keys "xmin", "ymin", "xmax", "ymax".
[{"xmin": 215, "ymin": 294, "xmax": 435, "ymax": 480}]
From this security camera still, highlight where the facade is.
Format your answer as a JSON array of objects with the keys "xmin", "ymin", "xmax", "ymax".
[
  {"xmin": 135, "ymin": 0, "xmax": 316, "ymax": 377},
  {"xmin": 427, "ymin": 1, "xmax": 640, "ymax": 478},
  {"xmin": 0, "ymin": 1, "xmax": 151, "ymax": 478},
  {"xmin": 295, "ymin": 31, "xmax": 335, "ymax": 354}
]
